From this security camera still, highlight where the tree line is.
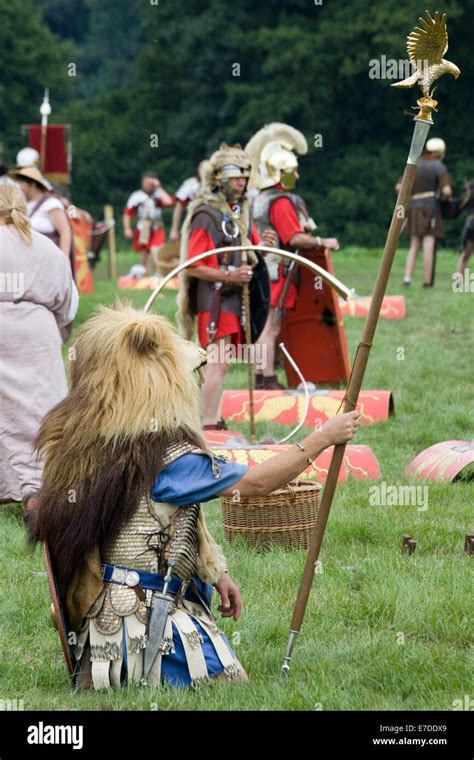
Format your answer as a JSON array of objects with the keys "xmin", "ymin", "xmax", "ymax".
[{"xmin": 1, "ymin": 0, "xmax": 473, "ymax": 246}]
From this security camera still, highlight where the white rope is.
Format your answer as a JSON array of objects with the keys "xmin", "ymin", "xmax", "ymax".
[{"xmin": 277, "ymin": 343, "xmax": 310, "ymax": 444}]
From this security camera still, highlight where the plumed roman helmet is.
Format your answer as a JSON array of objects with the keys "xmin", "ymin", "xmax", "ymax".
[
  {"xmin": 202, "ymin": 143, "xmax": 251, "ymax": 203},
  {"xmin": 245, "ymin": 123, "xmax": 308, "ymax": 191}
]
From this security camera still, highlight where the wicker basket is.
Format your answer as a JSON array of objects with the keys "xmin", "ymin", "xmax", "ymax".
[{"xmin": 221, "ymin": 479, "xmax": 321, "ymax": 550}]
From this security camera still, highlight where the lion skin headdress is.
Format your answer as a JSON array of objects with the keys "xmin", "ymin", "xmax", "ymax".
[
  {"xmin": 245, "ymin": 123, "xmax": 308, "ymax": 191},
  {"xmin": 200, "ymin": 142, "xmax": 251, "ymax": 193},
  {"xmin": 30, "ymin": 303, "xmax": 208, "ymax": 590}
]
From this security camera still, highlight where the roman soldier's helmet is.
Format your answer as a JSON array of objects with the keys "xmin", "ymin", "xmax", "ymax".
[
  {"xmin": 16, "ymin": 147, "xmax": 40, "ymax": 168},
  {"xmin": 245, "ymin": 123, "xmax": 308, "ymax": 191},
  {"xmin": 202, "ymin": 143, "xmax": 251, "ymax": 203},
  {"xmin": 425, "ymin": 137, "xmax": 446, "ymax": 159}
]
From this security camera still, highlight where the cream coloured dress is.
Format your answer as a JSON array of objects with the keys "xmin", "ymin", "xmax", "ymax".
[{"xmin": 0, "ymin": 226, "xmax": 75, "ymax": 502}]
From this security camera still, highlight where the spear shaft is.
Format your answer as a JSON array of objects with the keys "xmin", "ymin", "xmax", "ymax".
[{"xmin": 281, "ymin": 116, "xmax": 433, "ymax": 678}]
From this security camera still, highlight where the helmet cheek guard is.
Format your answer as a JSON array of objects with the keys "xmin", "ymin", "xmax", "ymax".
[{"xmin": 280, "ymin": 169, "xmax": 297, "ymax": 190}]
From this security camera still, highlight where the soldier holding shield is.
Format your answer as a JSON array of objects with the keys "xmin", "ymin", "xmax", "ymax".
[{"xmin": 246, "ymin": 123, "xmax": 339, "ymax": 389}]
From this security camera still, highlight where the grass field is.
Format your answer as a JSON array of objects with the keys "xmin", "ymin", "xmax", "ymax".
[{"xmin": 0, "ymin": 244, "xmax": 472, "ymax": 711}]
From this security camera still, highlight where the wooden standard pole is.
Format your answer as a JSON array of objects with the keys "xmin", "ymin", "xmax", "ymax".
[
  {"xmin": 281, "ymin": 142, "xmax": 428, "ymax": 678},
  {"xmin": 290, "ymin": 162, "xmax": 418, "ymax": 626},
  {"xmin": 104, "ymin": 205, "xmax": 117, "ymax": 281}
]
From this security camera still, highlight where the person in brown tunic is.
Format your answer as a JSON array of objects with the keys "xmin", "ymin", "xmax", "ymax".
[
  {"xmin": 398, "ymin": 137, "xmax": 453, "ymax": 287},
  {"xmin": 455, "ymin": 179, "xmax": 474, "ymax": 276}
]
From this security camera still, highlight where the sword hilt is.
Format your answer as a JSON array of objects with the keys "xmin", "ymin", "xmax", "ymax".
[{"xmin": 162, "ymin": 561, "xmax": 175, "ymax": 596}]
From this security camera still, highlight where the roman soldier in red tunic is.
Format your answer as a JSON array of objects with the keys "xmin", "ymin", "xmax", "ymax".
[
  {"xmin": 246, "ymin": 123, "xmax": 339, "ymax": 389},
  {"xmin": 123, "ymin": 171, "xmax": 174, "ymax": 272},
  {"xmin": 177, "ymin": 144, "xmax": 274, "ymax": 430}
]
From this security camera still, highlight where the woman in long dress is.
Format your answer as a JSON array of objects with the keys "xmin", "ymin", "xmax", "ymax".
[{"xmin": 0, "ymin": 184, "xmax": 75, "ymax": 513}]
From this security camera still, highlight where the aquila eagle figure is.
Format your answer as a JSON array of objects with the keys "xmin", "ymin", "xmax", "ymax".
[{"xmin": 392, "ymin": 10, "xmax": 460, "ymax": 97}]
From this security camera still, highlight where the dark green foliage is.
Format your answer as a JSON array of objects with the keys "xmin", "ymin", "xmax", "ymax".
[
  {"xmin": 0, "ymin": 0, "xmax": 70, "ymax": 159},
  {"xmin": 3, "ymin": 0, "xmax": 474, "ymax": 243},
  {"xmin": 34, "ymin": 0, "xmax": 90, "ymax": 44}
]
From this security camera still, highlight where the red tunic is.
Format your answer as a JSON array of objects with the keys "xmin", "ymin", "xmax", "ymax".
[
  {"xmin": 269, "ymin": 195, "xmax": 303, "ymax": 309},
  {"xmin": 132, "ymin": 226, "xmax": 165, "ymax": 252},
  {"xmin": 187, "ymin": 224, "xmax": 260, "ymax": 348}
]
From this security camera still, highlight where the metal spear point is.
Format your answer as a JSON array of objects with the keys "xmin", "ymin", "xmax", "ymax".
[{"xmin": 280, "ymin": 10, "xmax": 460, "ymax": 682}]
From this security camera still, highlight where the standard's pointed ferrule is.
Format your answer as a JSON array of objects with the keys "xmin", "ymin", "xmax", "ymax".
[{"xmin": 280, "ymin": 630, "xmax": 299, "ymax": 683}]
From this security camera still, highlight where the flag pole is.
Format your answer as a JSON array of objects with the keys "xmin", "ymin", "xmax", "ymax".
[{"xmin": 39, "ymin": 89, "xmax": 51, "ymax": 174}]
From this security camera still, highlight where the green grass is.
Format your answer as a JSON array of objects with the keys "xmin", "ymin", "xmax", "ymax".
[{"xmin": 1, "ymin": 244, "xmax": 473, "ymax": 711}]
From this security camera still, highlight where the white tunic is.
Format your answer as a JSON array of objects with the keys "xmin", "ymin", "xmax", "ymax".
[
  {"xmin": 27, "ymin": 196, "xmax": 64, "ymax": 235},
  {"xmin": 125, "ymin": 189, "xmax": 163, "ymax": 230},
  {"xmin": 175, "ymin": 176, "xmax": 200, "ymax": 204}
]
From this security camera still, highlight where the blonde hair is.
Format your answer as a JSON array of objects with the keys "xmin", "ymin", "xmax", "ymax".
[{"xmin": 0, "ymin": 184, "xmax": 32, "ymax": 243}]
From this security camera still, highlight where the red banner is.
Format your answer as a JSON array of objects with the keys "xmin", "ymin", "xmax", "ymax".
[{"xmin": 27, "ymin": 124, "xmax": 69, "ymax": 181}]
